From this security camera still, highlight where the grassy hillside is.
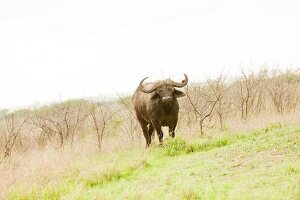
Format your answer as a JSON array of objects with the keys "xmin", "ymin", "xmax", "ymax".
[{"xmin": 9, "ymin": 124, "xmax": 300, "ymax": 200}]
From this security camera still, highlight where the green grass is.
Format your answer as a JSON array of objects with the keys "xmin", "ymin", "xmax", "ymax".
[{"xmin": 9, "ymin": 124, "xmax": 300, "ymax": 200}]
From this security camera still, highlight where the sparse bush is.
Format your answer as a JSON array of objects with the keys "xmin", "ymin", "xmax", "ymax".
[
  {"xmin": 0, "ymin": 111, "xmax": 29, "ymax": 160},
  {"xmin": 89, "ymin": 101, "xmax": 119, "ymax": 151},
  {"xmin": 267, "ymin": 69, "xmax": 300, "ymax": 114},
  {"xmin": 117, "ymin": 94, "xmax": 141, "ymax": 145},
  {"xmin": 234, "ymin": 69, "xmax": 267, "ymax": 121},
  {"xmin": 28, "ymin": 99, "xmax": 90, "ymax": 149},
  {"xmin": 185, "ymin": 82, "xmax": 220, "ymax": 135}
]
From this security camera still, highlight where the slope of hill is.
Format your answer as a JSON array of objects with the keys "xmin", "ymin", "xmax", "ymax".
[{"xmin": 8, "ymin": 124, "xmax": 300, "ymax": 200}]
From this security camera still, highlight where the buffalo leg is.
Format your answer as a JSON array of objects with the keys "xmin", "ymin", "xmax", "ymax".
[
  {"xmin": 169, "ymin": 120, "xmax": 178, "ymax": 138},
  {"xmin": 137, "ymin": 117, "xmax": 151, "ymax": 147},
  {"xmin": 141, "ymin": 123, "xmax": 151, "ymax": 147},
  {"xmin": 152, "ymin": 121, "xmax": 163, "ymax": 144},
  {"xmin": 148, "ymin": 124, "xmax": 155, "ymax": 144}
]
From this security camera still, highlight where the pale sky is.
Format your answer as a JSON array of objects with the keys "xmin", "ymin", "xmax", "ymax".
[{"xmin": 0, "ymin": 0, "xmax": 300, "ymax": 109}]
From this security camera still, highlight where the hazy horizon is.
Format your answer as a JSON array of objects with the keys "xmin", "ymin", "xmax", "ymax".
[{"xmin": 1, "ymin": 0, "xmax": 300, "ymax": 109}]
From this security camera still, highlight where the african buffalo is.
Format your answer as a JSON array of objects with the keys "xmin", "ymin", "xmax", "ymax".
[{"xmin": 132, "ymin": 74, "xmax": 188, "ymax": 147}]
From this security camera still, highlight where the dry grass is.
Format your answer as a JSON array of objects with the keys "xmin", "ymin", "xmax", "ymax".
[
  {"xmin": 0, "ymin": 133, "xmax": 144, "ymax": 198},
  {"xmin": 0, "ymin": 145, "xmax": 85, "ymax": 198},
  {"xmin": 226, "ymin": 111, "xmax": 300, "ymax": 133},
  {"xmin": 6, "ymin": 123, "xmax": 299, "ymax": 199},
  {"xmin": 1, "ymin": 110, "xmax": 300, "ymax": 199}
]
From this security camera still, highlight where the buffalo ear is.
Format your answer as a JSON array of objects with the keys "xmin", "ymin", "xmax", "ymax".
[
  {"xmin": 150, "ymin": 92, "xmax": 159, "ymax": 100},
  {"xmin": 174, "ymin": 89, "xmax": 186, "ymax": 98}
]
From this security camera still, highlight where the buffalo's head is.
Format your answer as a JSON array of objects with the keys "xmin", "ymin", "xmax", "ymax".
[{"xmin": 139, "ymin": 74, "xmax": 188, "ymax": 104}]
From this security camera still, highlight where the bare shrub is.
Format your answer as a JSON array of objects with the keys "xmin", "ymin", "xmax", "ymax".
[
  {"xmin": 185, "ymin": 82, "xmax": 220, "ymax": 135},
  {"xmin": 234, "ymin": 69, "xmax": 266, "ymax": 121},
  {"xmin": 89, "ymin": 101, "xmax": 119, "ymax": 152},
  {"xmin": 28, "ymin": 100, "xmax": 90, "ymax": 149},
  {"xmin": 207, "ymin": 74, "xmax": 233, "ymax": 130},
  {"xmin": 0, "ymin": 111, "xmax": 29, "ymax": 160},
  {"xmin": 116, "ymin": 94, "xmax": 141, "ymax": 145},
  {"xmin": 266, "ymin": 69, "xmax": 300, "ymax": 115}
]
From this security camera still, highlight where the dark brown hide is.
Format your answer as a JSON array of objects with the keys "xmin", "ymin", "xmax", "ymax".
[{"xmin": 132, "ymin": 74, "xmax": 188, "ymax": 147}]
